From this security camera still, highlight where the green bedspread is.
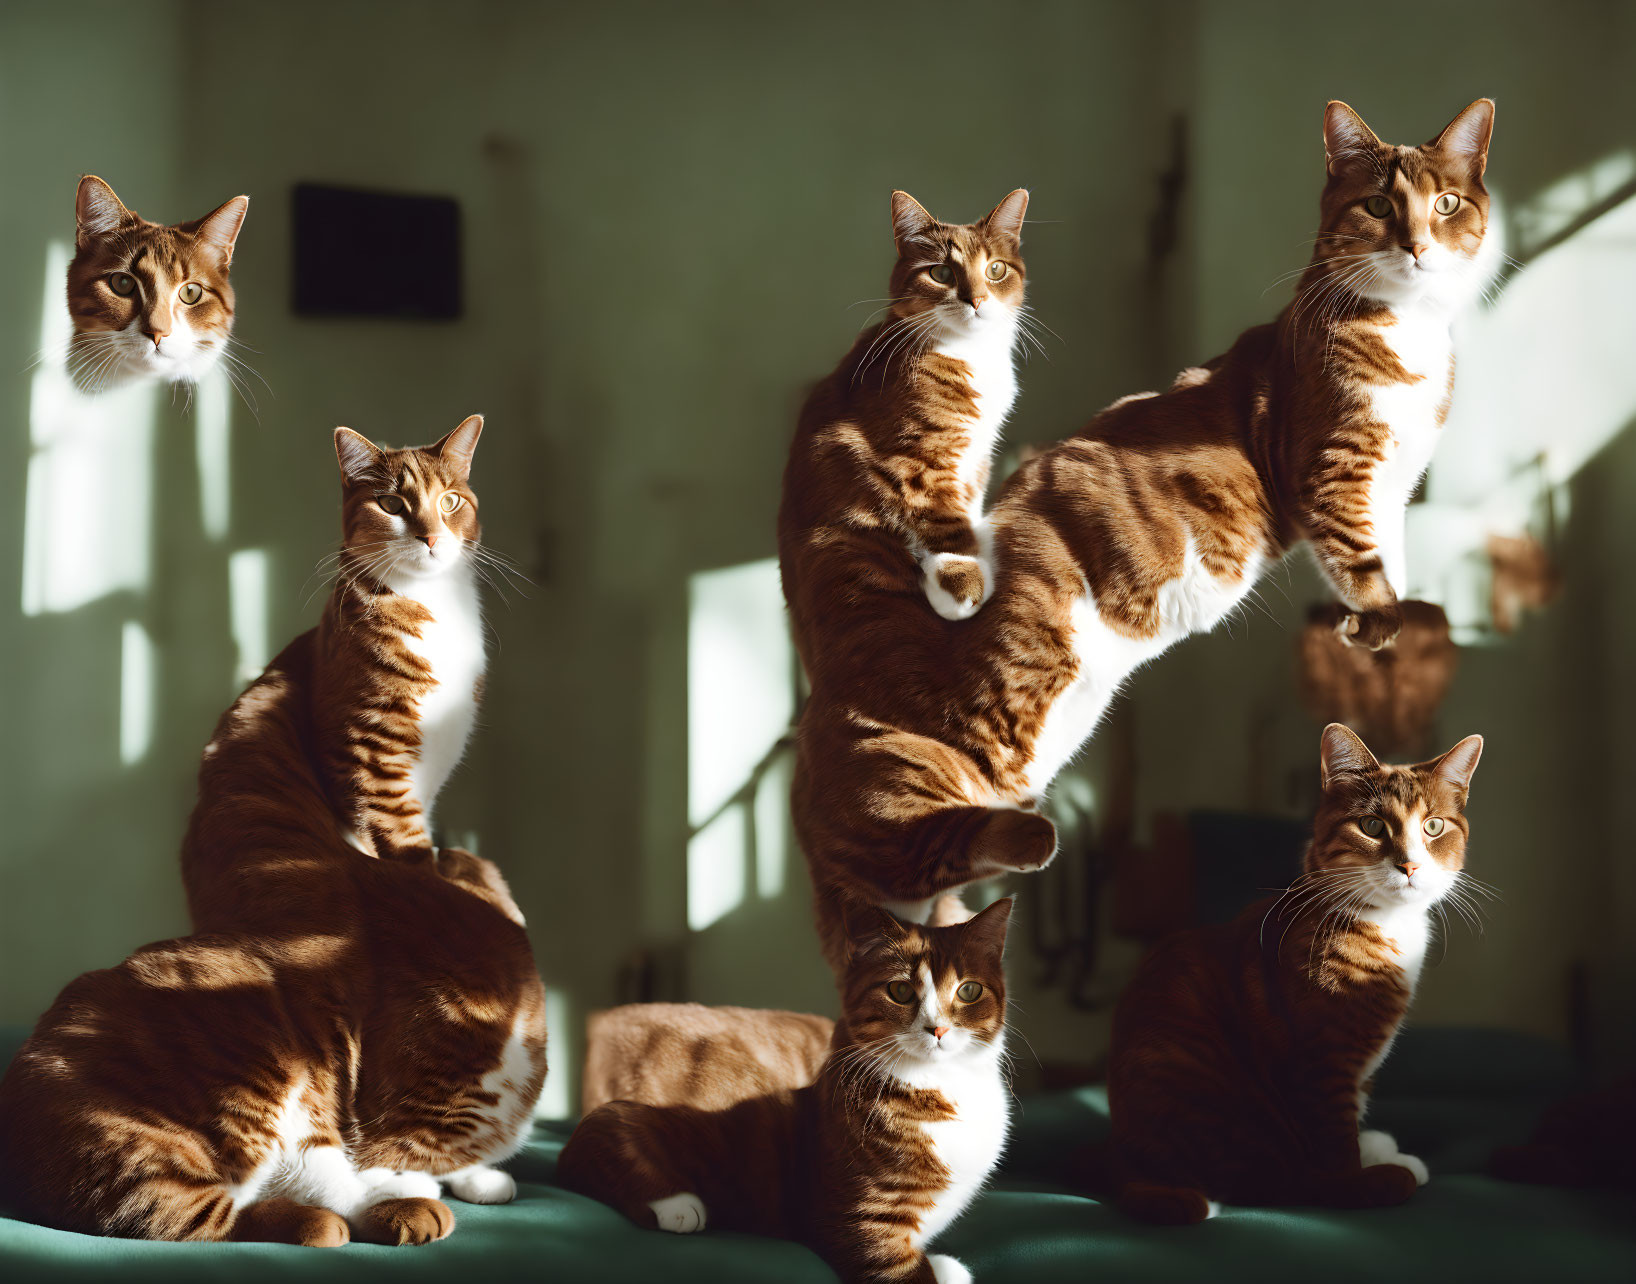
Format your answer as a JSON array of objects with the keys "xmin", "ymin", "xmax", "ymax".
[{"xmin": 1, "ymin": 1027, "xmax": 1631, "ymax": 1283}]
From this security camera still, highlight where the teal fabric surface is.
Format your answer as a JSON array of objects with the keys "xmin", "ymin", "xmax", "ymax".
[{"xmin": 1, "ymin": 1027, "xmax": 1632, "ymax": 1282}]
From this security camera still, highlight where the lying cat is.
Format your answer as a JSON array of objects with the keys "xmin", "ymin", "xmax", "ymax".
[
  {"xmin": 1102, "ymin": 723, "xmax": 1483, "ymax": 1221},
  {"xmin": 560, "ymin": 901, "xmax": 1015, "ymax": 1284}
]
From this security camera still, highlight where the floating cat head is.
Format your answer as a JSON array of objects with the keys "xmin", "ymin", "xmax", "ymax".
[
  {"xmin": 65, "ymin": 176, "xmax": 249, "ymax": 392},
  {"xmin": 840, "ymin": 898, "xmax": 1012, "ymax": 1067},
  {"xmin": 333, "ymin": 416, "xmax": 484, "ymax": 585},
  {"xmin": 886, "ymin": 189, "xmax": 1029, "ymax": 340},
  {"xmin": 1308, "ymin": 723, "xmax": 1484, "ymax": 911},
  {"xmin": 1315, "ymin": 99, "xmax": 1495, "ymax": 311}
]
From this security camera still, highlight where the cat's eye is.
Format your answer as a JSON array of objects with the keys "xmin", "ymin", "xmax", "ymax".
[
  {"xmin": 178, "ymin": 283, "xmax": 203, "ymax": 305},
  {"xmin": 108, "ymin": 272, "xmax": 137, "ymax": 297},
  {"xmin": 1364, "ymin": 195, "xmax": 1393, "ymax": 219},
  {"xmin": 929, "ymin": 264, "xmax": 954, "ymax": 284},
  {"xmin": 956, "ymin": 981, "xmax": 983, "ymax": 1003},
  {"xmin": 1434, "ymin": 193, "xmax": 1460, "ymax": 215},
  {"xmin": 985, "ymin": 261, "xmax": 1007, "ymax": 282},
  {"xmin": 1360, "ymin": 816, "xmax": 1385, "ymax": 837},
  {"xmin": 377, "ymin": 495, "xmax": 407, "ymax": 516},
  {"xmin": 1424, "ymin": 817, "xmax": 1446, "ymax": 837},
  {"xmin": 438, "ymin": 493, "xmax": 461, "ymax": 514},
  {"xmin": 885, "ymin": 980, "xmax": 916, "ymax": 1005}
]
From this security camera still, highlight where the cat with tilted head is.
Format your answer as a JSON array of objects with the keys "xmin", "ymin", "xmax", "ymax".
[
  {"xmin": 0, "ymin": 418, "xmax": 547, "ymax": 1247},
  {"xmin": 560, "ymin": 901, "xmax": 1015, "ymax": 1284},
  {"xmin": 783, "ymin": 100, "xmax": 1497, "ymax": 973},
  {"xmin": 1100, "ymin": 724, "xmax": 1484, "ymax": 1223},
  {"xmin": 66, "ymin": 176, "xmax": 249, "ymax": 393}
]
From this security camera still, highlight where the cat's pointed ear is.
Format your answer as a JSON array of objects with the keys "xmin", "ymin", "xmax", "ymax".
[
  {"xmin": 433, "ymin": 414, "xmax": 483, "ymax": 482},
  {"xmin": 76, "ymin": 176, "xmax": 130, "ymax": 247},
  {"xmin": 1323, "ymin": 101, "xmax": 1382, "ymax": 176},
  {"xmin": 1427, "ymin": 99, "xmax": 1495, "ymax": 176},
  {"xmin": 961, "ymin": 897, "xmax": 1014, "ymax": 958},
  {"xmin": 1428, "ymin": 734, "xmax": 1484, "ymax": 793},
  {"xmin": 891, "ymin": 190, "xmax": 938, "ymax": 255},
  {"xmin": 982, "ymin": 189, "xmax": 1029, "ymax": 243},
  {"xmin": 1319, "ymin": 723, "xmax": 1380, "ymax": 788},
  {"xmin": 186, "ymin": 195, "xmax": 250, "ymax": 265},
  {"xmin": 842, "ymin": 901, "xmax": 907, "ymax": 957},
  {"xmin": 334, "ymin": 427, "xmax": 384, "ymax": 484}
]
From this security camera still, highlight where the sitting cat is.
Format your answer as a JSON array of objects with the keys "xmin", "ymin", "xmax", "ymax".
[
  {"xmin": 0, "ymin": 418, "xmax": 547, "ymax": 1246},
  {"xmin": 560, "ymin": 900, "xmax": 1015, "ymax": 1284},
  {"xmin": 66, "ymin": 175, "xmax": 249, "ymax": 393},
  {"xmin": 1101, "ymin": 724, "xmax": 1483, "ymax": 1222},
  {"xmin": 781, "ymin": 186, "xmax": 1029, "ymax": 633},
  {"xmin": 782, "ymin": 100, "xmax": 1497, "ymax": 971}
]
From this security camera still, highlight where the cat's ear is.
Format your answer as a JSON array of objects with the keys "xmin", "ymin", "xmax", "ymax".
[
  {"xmin": 1428, "ymin": 734, "xmax": 1484, "ymax": 793},
  {"xmin": 842, "ymin": 901, "xmax": 907, "ymax": 956},
  {"xmin": 961, "ymin": 896, "xmax": 1014, "ymax": 958},
  {"xmin": 185, "ymin": 195, "xmax": 251, "ymax": 265},
  {"xmin": 1427, "ymin": 99, "xmax": 1495, "ymax": 176},
  {"xmin": 76, "ymin": 176, "xmax": 130, "ymax": 248},
  {"xmin": 334, "ymin": 427, "xmax": 384, "ymax": 484},
  {"xmin": 1323, "ymin": 101, "xmax": 1382, "ymax": 177},
  {"xmin": 1319, "ymin": 722, "xmax": 1380, "ymax": 787},
  {"xmin": 982, "ymin": 189, "xmax": 1029, "ymax": 243},
  {"xmin": 433, "ymin": 414, "xmax": 484, "ymax": 482},
  {"xmin": 891, "ymin": 190, "xmax": 938, "ymax": 255}
]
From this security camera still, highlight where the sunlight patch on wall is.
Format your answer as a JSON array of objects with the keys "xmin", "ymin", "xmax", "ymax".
[
  {"xmin": 753, "ymin": 748, "xmax": 790, "ymax": 900},
  {"xmin": 22, "ymin": 241, "xmax": 157, "ymax": 616},
  {"xmin": 119, "ymin": 620, "xmax": 155, "ymax": 766},
  {"xmin": 686, "ymin": 557, "xmax": 795, "ymax": 931},
  {"xmin": 535, "ymin": 985, "xmax": 572, "ymax": 1120},
  {"xmin": 229, "ymin": 548, "xmax": 271, "ymax": 683},
  {"xmin": 196, "ymin": 369, "xmax": 233, "ymax": 541}
]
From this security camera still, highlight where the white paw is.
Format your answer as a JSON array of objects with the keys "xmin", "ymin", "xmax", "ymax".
[
  {"xmin": 445, "ymin": 1165, "xmax": 516, "ymax": 1204},
  {"xmin": 929, "ymin": 1255, "xmax": 974, "ymax": 1284},
  {"xmin": 361, "ymin": 1170, "xmax": 441, "ymax": 1205},
  {"xmin": 1203, "ymin": 1199, "xmax": 1222, "ymax": 1219},
  {"xmin": 921, "ymin": 553, "xmax": 989, "ymax": 621},
  {"xmin": 1359, "ymin": 1130, "xmax": 1429, "ymax": 1186},
  {"xmin": 648, "ymin": 1191, "xmax": 707, "ymax": 1234}
]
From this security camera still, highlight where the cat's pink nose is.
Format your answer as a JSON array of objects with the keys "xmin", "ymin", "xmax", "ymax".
[
  {"xmin": 1404, "ymin": 242, "xmax": 1431, "ymax": 261},
  {"xmin": 933, "ymin": 1025, "xmax": 950, "ymax": 1041},
  {"xmin": 420, "ymin": 534, "xmax": 439, "ymax": 550},
  {"xmin": 1396, "ymin": 861, "xmax": 1419, "ymax": 878}
]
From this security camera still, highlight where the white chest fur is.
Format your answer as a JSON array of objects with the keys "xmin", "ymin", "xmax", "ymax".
[
  {"xmin": 896, "ymin": 1040, "xmax": 1011, "ymax": 1249},
  {"xmin": 931, "ymin": 319, "xmax": 1018, "ymax": 511},
  {"xmin": 1365, "ymin": 308, "xmax": 1452, "ymax": 592},
  {"xmin": 1354, "ymin": 902, "xmax": 1431, "ymax": 1099},
  {"xmin": 385, "ymin": 564, "xmax": 486, "ymax": 827}
]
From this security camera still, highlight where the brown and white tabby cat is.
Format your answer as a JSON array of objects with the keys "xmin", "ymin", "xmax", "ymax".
[
  {"xmin": 782, "ymin": 187, "xmax": 1029, "ymax": 635},
  {"xmin": 560, "ymin": 901, "xmax": 1015, "ymax": 1284},
  {"xmin": 782, "ymin": 101, "xmax": 1495, "ymax": 969},
  {"xmin": 1100, "ymin": 724, "xmax": 1484, "ymax": 1222},
  {"xmin": 66, "ymin": 176, "xmax": 249, "ymax": 392},
  {"xmin": 581, "ymin": 1003, "xmax": 834, "ymax": 1114},
  {"xmin": 0, "ymin": 418, "xmax": 547, "ymax": 1246}
]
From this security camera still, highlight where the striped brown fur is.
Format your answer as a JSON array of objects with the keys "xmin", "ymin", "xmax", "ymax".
[
  {"xmin": 560, "ymin": 902, "xmax": 1014, "ymax": 1283},
  {"xmin": 66, "ymin": 175, "xmax": 248, "ymax": 391},
  {"xmin": 1099, "ymin": 725, "xmax": 1485, "ymax": 1222},
  {"xmin": 781, "ymin": 101, "xmax": 1496, "ymax": 971},
  {"xmin": 0, "ymin": 420, "xmax": 547, "ymax": 1244},
  {"xmin": 581, "ymin": 1004, "xmax": 834, "ymax": 1115}
]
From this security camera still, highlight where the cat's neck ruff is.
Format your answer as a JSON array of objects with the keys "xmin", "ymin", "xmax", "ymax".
[
  {"xmin": 1356, "ymin": 900, "xmax": 1433, "ymax": 994},
  {"xmin": 930, "ymin": 312, "xmax": 1019, "ymax": 499}
]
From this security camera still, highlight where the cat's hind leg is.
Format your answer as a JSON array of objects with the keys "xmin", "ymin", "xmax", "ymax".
[
  {"xmin": 1116, "ymin": 1179, "xmax": 1219, "ymax": 1225},
  {"xmin": 648, "ymin": 1191, "xmax": 708, "ymax": 1234},
  {"xmin": 444, "ymin": 1165, "xmax": 517, "ymax": 1205}
]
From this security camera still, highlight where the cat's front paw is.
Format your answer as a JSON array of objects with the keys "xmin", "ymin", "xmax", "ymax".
[
  {"xmin": 648, "ymin": 1191, "xmax": 707, "ymax": 1234},
  {"xmin": 922, "ymin": 553, "xmax": 990, "ymax": 621},
  {"xmin": 929, "ymin": 1255, "xmax": 974, "ymax": 1284},
  {"xmin": 1358, "ymin": 1129, "xmax": 1428, "ymax": 1185},
  {"xmin": 1338, "ymin": 603, "xmax": 1402, "ymax": 651},
  {"xmin": 445, "ymin": 1165, "xmax": 516, "ymax": 1204}
]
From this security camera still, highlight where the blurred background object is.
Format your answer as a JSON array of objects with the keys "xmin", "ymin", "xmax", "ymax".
[{"xmin": 2, "ymin": 0, "xmax": 1634, "ymax": 1112}]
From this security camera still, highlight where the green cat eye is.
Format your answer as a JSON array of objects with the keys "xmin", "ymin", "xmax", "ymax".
[
  {"xmin": 178, "ymin": 283, "xmax": 203, "ymax": 305},
  {"xmin": 1364, "ymin": 195, "xmax": 1393, "ymax": 219},
  {"xmin": 929, "ymin": 264, "xmax": 954, "ymax": 284},
  {"xmin": 1424, "ymin": 816, "xmax": 1446, "ymax": 837},
  {"xmin": 1435, "ymin": 193, "xmax": 1460, "ymax": 215},
  {"xmin": 438, "ymin": 492, "xmax": 461, "ymax": 514},
  {"xmin": 956, "ymin": 981, "xmax": 983, "ymax": 1003},
  {"xmin": 377, "ymin": 495, "xmax": 407, "ymax": 516},
  {"xmin": 108, "ymin": 272, "xmax": 137, "ymax": 297},
  {"xmin": 885, "ymin": 980, "xmax": 916, "ymax": 1005},
  {"xmin": 985, "ymin": 261, "xmax": 1007, "ymax": 282},
  {"xmin": 1360, "ymin": 816, "xmax": 1385, "ymax": 837}
]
